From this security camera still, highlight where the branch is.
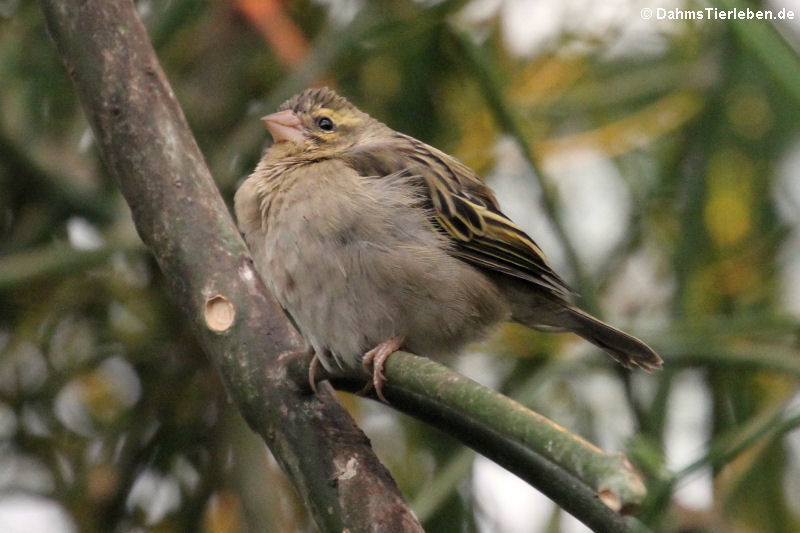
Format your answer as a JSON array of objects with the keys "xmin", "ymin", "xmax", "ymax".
[
  {"xmin": 0, "ymin": 129, "xmax": 114, "ymax": 224},
  {"xmin": 300, "ymin": 353, "xmax": 653, "ymax": 533},
  {"xmin": 641, "ymin": 401, "xmax": 800, "ymax": 522},
  {"xmin": 37, "ymin": 1, "xmax": 422, "ymax": 531},
  {"xmin": 664, "ymin": 342, "xmax": 800, "ymax": 377},
  {"xmin": 0, "ymin": 236, "xmax": 141, "ymax": 291}
]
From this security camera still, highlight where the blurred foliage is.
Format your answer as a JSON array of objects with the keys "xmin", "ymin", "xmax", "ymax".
[{"xmin": 2, "ymin": 0, "xmax": 800, "ymax": 532}]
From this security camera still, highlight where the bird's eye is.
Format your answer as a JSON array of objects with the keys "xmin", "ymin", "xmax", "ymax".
[{"xmin": 316, "ymin": 117, "xmax": 334, "ymax": 131}]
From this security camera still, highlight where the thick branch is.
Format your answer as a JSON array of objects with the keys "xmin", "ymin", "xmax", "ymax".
[{"xmin": 37, "ymin": 1, "xmax": 422, "ymax": 531}]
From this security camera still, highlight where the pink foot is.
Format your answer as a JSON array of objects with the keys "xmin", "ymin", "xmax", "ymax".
[{"xmin": 359, "ymin": 336, "xmax": 404, "ymax": 403}]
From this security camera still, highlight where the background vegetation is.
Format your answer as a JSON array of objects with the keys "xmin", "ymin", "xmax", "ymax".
[{"xmin": 1, "ymin": 0, "xmax": 799, "ymax": 531}]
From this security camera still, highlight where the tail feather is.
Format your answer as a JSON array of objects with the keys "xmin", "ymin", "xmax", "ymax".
[
  {"xmin": 562, "ymin": 306, "xmax": 662, "ymax": 371},
  {"xmin": 496, "ymin": 275, "xmax": 662, "ymax": 371}
]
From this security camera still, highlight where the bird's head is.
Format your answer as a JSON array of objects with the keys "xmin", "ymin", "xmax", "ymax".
[{"xmin": 261, "ymin": 87, "xmax": 384, "ymax": 159}]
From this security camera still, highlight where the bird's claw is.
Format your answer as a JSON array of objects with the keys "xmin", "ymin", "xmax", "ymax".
[
  {"xmin": 358, "ymin": 336, "xmax": 403, "ymax": 403},
  {"xmin": 308, "ymin": 352, "xmax": 320, "ymax": 394}
]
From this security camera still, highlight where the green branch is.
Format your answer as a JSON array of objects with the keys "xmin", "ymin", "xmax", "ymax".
[{"xmin": 302, "ymin": 352, "xmax": 653, "ymax": 533}]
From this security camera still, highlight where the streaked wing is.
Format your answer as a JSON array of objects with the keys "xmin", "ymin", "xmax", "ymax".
[{"xmin": 342, "ymin": 134, "xmax": 573, "ymax": 297}]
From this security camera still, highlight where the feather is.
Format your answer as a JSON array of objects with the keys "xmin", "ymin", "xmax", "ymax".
[{"xmin": 342, "ymin": 135, "xmax": 574, "ymax": 298}]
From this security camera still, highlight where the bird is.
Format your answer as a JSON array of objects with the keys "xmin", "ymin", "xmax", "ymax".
[{"xmin": 234, "ymin": 87, "xmax": 662, "ymax": 401}]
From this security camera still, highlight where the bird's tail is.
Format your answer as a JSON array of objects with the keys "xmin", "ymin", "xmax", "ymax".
[
  {"xmin": 497, "ymin": 275, "xmax": 662, "ymax": 371},
  {"xmin": 557, "ymin": 306, "xmax": 662, "ymax": 371}
]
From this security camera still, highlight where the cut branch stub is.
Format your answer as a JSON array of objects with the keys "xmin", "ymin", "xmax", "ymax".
[{"xmin": 204, "ymin": 294, "xmax": 236, "ymax": 332}]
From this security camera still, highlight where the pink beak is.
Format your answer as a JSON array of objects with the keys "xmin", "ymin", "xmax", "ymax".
[{"xmin": 261, "ymin": 109, "xmax": 305, "ymax": 143}]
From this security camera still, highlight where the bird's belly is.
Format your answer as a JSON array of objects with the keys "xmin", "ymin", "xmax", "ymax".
[{"xmin": 260, "ymin": 211, "xmax": 509, "ymax": 372}]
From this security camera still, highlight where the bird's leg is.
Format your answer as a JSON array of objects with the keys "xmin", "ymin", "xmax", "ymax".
[{"xmin": 358, "ymin": 336, "xmax": 404, "ymax": 403}]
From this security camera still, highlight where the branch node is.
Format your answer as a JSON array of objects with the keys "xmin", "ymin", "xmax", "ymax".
[
  {"xmin": 598, "ymin": 487, "xmax": 622, "ymax": 512},
  {"xmin": 204, "ymin": 294, "xmax": 235, "ymax": 332}
]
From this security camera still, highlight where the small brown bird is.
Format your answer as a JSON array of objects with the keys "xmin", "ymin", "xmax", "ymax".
[{"xmin": 235, "ymin": 87, "xmax": 661, "ymax": 400}]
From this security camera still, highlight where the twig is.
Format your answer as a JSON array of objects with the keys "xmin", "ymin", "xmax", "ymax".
[
  {"xmin": 0, "ymin": 239, "xmax": 138, "ymax": 291},
  {"xmin": 641, "ymin": 401, "xmax": 800, "ymax": 522}
]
